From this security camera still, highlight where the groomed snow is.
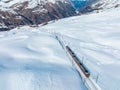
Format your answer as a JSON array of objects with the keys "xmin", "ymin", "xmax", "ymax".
[
  {"xmin": 41, "ymin": 7, "xmax": 120, "ymax": 90},
  {"xmin": 0, "ymin": 26, "xmax": 87, "ymax": 90}
]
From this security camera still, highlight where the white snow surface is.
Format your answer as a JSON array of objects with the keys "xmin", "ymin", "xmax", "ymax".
[
  {"xmin": 41, "ymin": 7, "xmax": 120, "ymax": 90},
  {"xmin": 0, "ymin": 0, "xmax": 120, "ymax": 90},
  {"xmin": 0, "ymin": 26, "xmax": 87, "ymax": 90}
]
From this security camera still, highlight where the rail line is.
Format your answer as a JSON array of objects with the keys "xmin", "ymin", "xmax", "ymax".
[
  {"xmin": 66, "ymin": 46, "xmax": 90, "ymax": 77},
  {"xmin": 55, "ymin": 34, "xmax": 101, "ymax": 90}
]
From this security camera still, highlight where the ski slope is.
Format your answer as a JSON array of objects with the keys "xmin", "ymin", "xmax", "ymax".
[
  {"xmin": 41, "ymin": 7, "xmax": 120, "ymax": 90},
  {"xmin": 0, "ymin": 26, "xmax": 87, "ymax": 90}
]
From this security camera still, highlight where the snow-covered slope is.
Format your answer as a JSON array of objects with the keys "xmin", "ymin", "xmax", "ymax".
[
  {"xmin": 92, "ymin": 0, "xmax": 120, "ymax": 10},
  {"xmin": 0, "ymin": 26, "xmax": 87, "ymax": 90},
  {"xmin": 0, "ymin": 0, "xmax": 120, "ymax": 90},
  {"xmin": 41, "ymin": 6, "xmax": 120, "ymax": 90}
]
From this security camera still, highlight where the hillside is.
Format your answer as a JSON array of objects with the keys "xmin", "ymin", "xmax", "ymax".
[
  {"xmin": 0, "ymin": 0, "xmax": 107, "ymax": 31},
  {"xmin": 0, "ymin": 0, "xmax": 120, "ymax": 90},
  {"xmin": 42, "ymin": 4, "xmax": 120, "ymax": 90},
  {"xmin": 92, "ymin": 0, "xmax": 120, "ymax": 10},
  {"xmin": 0, "ymin": 0, "xmax": 76, "ymax": 31}
]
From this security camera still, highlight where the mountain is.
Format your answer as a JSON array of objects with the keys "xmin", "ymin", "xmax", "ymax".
[
  {"xmin": 0, "ymin": 0, "xmax": 76, "ymax": 31},
  {"xmin": 75, "ymin": 0, "xmax": 120, "ymax": 13},
  {"xmin": 0, "ymin": 0, "xmax": 120, "ymax": 90},
  {"xmin": 92, "ymin": 0, "xmax": 120, "ymax": 10},
  {"xmin": 0, "ymin": 0, "xmax": 120, "ymax": 31},
  {"xmin": 0, "ymin": 0, "xmax": 106, "ymax": 31},
  {"xmin": 41, "ymin": 3, "xmax": 120, "ymax": 90}
]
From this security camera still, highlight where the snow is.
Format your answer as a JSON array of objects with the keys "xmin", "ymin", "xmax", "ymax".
[
  {"xmin": 0, "ymin": 0, "xmax": 68, "ymax": 9},
  {"xmin": 0, "ymin": 26, "xmax": 87, "ymax": 90},
  {"xmin": 0, "ymin": 0, "xmax": 120, "ymax": 90},
  {"xmin": 41, "ymin": 7, "xmax": 120, "ymax": 90},
  {"xmin": 92, "ymin": 0, "xmax": 120, "ymax": 10}
]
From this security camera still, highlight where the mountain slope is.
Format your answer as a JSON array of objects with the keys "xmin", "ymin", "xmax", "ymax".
[
  {"xmin": 92, "ymin": 0, "xmax": 120, "ymax": 10},
  {"xmin": 0, "ymin": 26, "xmax": 87, "ymax": 90},
  {"xmin": 0, "ymin": 0, "xmax": 76, "ymax": 31},
  {"xmin": 0, "ymin": 4, "xmax": 120, "ymax": 89},
  {"xmin": 0, "ymin": 0, "xmax": 120, "ymax": 90},
  {"xmin": 41, "ymin": 5, "xmax": 120, "ymax": 90}
]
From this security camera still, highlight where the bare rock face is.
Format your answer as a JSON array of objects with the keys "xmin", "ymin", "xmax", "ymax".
[{"xmin": 0, "ymin": 0, "xmax": 76, "ymax": 31}]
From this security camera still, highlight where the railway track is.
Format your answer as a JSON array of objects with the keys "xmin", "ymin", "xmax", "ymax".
[
  {"xmin": 66, "ymin": 46, "xmax": 90, "ymax": 78},
  {"xmin": 55, "ymin": 34, "xmax": 101, "ymax": 90}
]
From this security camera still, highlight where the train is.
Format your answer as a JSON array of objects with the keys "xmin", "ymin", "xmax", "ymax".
[{"xmin": 66, "ymin": 46, "xmax": 90, "ymax": 78}]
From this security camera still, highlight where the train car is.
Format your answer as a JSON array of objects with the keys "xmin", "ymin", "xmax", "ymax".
[{"xmin": 66, "ymin": 46, "xmax": 90, "ymax": 78}]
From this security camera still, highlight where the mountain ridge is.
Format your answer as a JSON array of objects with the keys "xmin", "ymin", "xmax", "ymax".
[
  {"xmin": 0, "ymin": 0, "xmax": 76, "ymax": 31},
  {"xmin": 0, "ymin": 0, "xmax": 120, "ymax": 31}
]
